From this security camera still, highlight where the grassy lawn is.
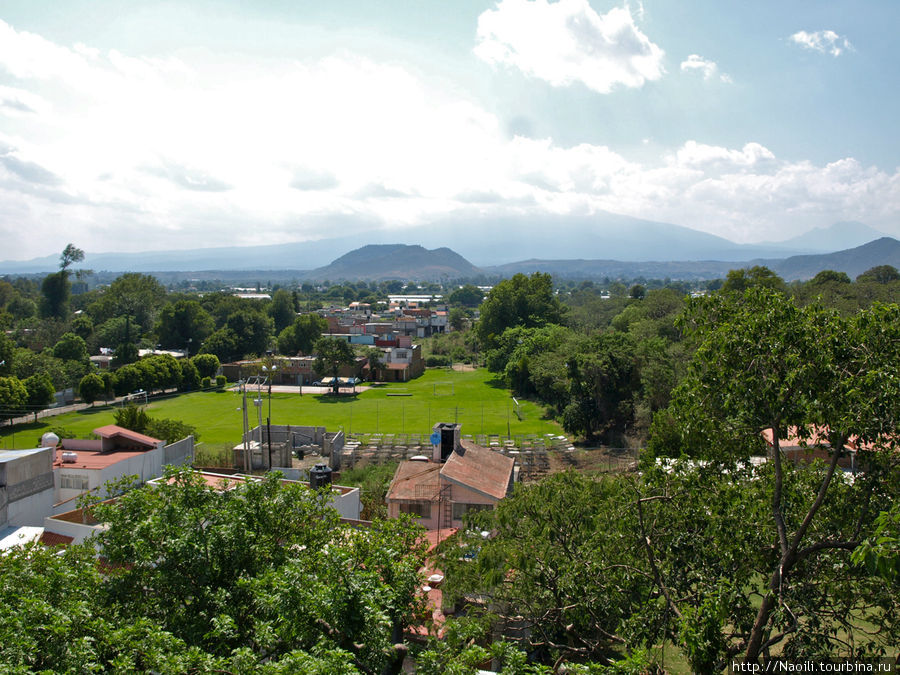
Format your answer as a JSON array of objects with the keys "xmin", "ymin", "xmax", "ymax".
[{"xmin": 1, "ymin": 368, "xmax": 563, "ymax": 448}]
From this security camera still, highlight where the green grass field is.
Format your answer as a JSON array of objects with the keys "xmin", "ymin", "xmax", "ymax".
[{"xmin": 1, "ymin": 368, "xmax": 563, "ymax": 448}]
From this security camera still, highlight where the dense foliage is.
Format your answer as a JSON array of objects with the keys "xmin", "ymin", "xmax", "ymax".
[{"xmin": 0, "ymin": 471, "xmax": 428, "ymax": 673}]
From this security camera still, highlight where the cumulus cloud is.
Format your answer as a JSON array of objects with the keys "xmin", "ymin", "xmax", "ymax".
[
  {"xmin": 0, "ymin": 19, "xmax": 898, "ymax": 258},
  {"xmin": 474, "ymin": 0, "xmax": 664, "ymax": 93},
  {"xmin": 790, "ymin": 30, "xmax": 853, "ymax": 57},
  {"xmin": 290, "ymin": 168, "xmax": 339, "ymax": 191},
  {"xmin": 680, "ymin": 55, "xmax": 732, "ymax": 83}
]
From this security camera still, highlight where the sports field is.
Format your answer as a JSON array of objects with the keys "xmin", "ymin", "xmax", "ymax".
[{"xmin": 1, "ymin": 368, "xmax": 563, "ymax": 448}]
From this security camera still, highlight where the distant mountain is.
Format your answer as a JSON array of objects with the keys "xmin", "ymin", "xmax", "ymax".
[
  {"xmin": 301, "ymin": 244, "xmax": 482, "ymax": 281},
  {"xmin": 767, "ymin": 237, "xmax": 900, "ymax": 281},
  {"xmin": 0, "ymin": 211, "xmax": 815, "ymax": 274},
  {"xmin": 482, "ymin": 258, "xmax": 738, "ymax": 280},
  {"xmin": 766, "ymin": 221, "xmax": 888, "ymax": 253},
  {"xmin": 402, "ymin": 212, "xmax": 805, "ymax": 265}
]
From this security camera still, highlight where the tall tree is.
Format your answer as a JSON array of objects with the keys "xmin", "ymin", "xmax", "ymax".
[
  {"xmin": 313, "ymin": 337, "xmax": 356, "ymax": 394},
  {"xmin": 268, "ymin": 288, "xmax": 296, "ymax": 333},
  {"xmin": 475, "ymin": 273, "xmax": 565, "ymax": 351},
  {"xmin": 276, "ymin": 313, "xmax": 327, "ymax": 355},
  {"xmin": 651, "ymin": 287, "xmax": 900, "ymax": 662},
  {"xmin": 40, "ymin": 244, "xmax": 85, "ymax": 319},
  {"xmin": 156, "ymin": 300, "xmax": 215, "ymax": 350}
]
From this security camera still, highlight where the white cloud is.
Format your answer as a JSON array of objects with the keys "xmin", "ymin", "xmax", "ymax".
[
  {"xmin": 680, "ymin": 55, "xmax": 732, "ymax": 83},
  {"xmin": 0, "ymin": 19, "xmax": 898, "ymax": 258},
  {"xmin": 790, "ymin": 30, "xmax": 853, "ymax": 57},
  {"xmin": 474, "ymin": 0, "xmax": 664, "ymax": 93}
]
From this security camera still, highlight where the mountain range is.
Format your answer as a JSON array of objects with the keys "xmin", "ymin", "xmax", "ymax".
[{"xmin": 0, "ymin": 218, "xmax": 895, "ymax": 282}]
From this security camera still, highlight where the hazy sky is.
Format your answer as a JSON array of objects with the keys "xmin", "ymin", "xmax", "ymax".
[{"xmin": 1, "ymin": 0, "xmax": 898, "ymax": 260}]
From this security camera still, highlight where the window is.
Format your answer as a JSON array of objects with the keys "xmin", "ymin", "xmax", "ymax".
[
  {"xmin": 60, "ymin": 474, "xmax": 89, "ymax": 491},
  {"xmin": 399, "ymin": 501, "xmax": 431, "ymax": 519},
  {"xmin": 452, "ymin": 502, "xmax": 492, "ymax": 521},
  {"xmin": 395, "ymin": 350, "xmax": 408, "ymax": 359}
]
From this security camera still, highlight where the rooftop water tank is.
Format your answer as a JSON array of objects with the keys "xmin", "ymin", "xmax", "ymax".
[
  {"xmin": 41, "ymin": 432, "xmax": 60, "ymax": 448},
  {"xmin": 309, "ymin": 464, "xmax": 333, "ymax": 490}
]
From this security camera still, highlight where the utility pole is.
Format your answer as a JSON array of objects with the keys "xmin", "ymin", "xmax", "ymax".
[{"xmin": 241, "ymin": 381, "xmax": 250, "ymax": 473}]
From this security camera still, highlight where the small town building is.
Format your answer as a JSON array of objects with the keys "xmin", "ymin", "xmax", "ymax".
[{"xmin": 386, "ymin": 424, "xmax": 515, "ymax": 530}]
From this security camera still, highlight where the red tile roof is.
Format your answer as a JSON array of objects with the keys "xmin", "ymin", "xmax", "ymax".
[
  {"xmin": 440, "ymin": 440, "xmax": 514, "ymax": 501},
  {"xmin": 53, "ymin": 449, "xmax": 151, "ymax": 470},
  {"xmin": 39, "ymin": 531, "xmax": 74, "ymax": 547},
  {"xmin": 93, "ymin": 425, "xmax": 162, "ymax": 448},
  {"xmin": 387, "ymin": 462, "xmax": 442, "ymax": 501}
]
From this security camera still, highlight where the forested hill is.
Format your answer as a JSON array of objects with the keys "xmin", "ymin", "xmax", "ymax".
[
  {"xmin": 300, "ymin": 244, "xmax": 483, "ymax": 281},
  {"xmin": 768, "ymin": 236, "xmax": 900, "ymax": 280}
]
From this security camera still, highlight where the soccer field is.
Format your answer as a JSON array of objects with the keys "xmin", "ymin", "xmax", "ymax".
[{"xmin": 1, "ymin": 368, "xmax": 564, "ymax": 448}]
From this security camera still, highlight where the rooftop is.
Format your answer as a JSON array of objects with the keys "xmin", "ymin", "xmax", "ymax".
[
  {"xmin": 440, "ymin": 440, "xmax": 515, "ymax": 501},
  {"xmin": 53, "ymin": 448, "xmax": 149, "ymax": 470},
  {"xmin": 93, "ymin": 425, "xmax": 163, "ymax": 449},
  {"xmin": 387, "ymin": 462, "xmax": 442, "ymax": 501}
]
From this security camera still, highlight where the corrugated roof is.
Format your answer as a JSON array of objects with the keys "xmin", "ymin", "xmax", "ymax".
[
  {"xmin": 440, "ymin": 440, "xmax": 514, "ymax": 501},
  {"xmin": 93, "ymin": 425, "xmax": 162, "ymax": 448}
]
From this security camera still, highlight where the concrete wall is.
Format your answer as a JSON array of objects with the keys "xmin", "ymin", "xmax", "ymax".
[
  {"xmin": 0, "ymin": 448, "xmax": 56, "ymax": 527},
  {"xmin": 43, "ymin": 514, "xmax": 104, "ymax": 545},
  {"xmin": 164, "ymin": 436, "xmax": 194, "ymax": 467},
  {"xmin": 62, "ymin": 439, "xmax": 103, "ymax": 452}
]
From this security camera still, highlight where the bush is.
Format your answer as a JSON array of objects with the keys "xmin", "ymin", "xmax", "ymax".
[
  {"xmin": 201, "ymin": 376, "xmax": 212, "ymax": 389},
  {"xmin": 426, "ymin": 355, "xmax": 451, "ymax": 367},
  {"xmin": 215, "ymin": 375, "xmax": 226, "ymax": 389},
  {"xmin": 144, "ymin": 418, "xmax": 199, "ymax": 445}
]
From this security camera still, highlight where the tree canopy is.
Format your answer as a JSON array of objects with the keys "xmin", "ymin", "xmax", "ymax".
[
  {"xmin": 0, "ymin": 470, "xmax": 428, "ymax": 673},
  {"xmin": 475, "ymin": 273, "xmax": 565, "ymax": 351}
]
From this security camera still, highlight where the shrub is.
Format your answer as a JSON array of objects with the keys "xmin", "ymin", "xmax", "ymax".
[
  {"xmin": 201, "ymin": 376, "xmax": 212, "ymax": 389},
  {"xmin": 215, "ymin": 375, "xmax": 226, "ymax": 389},
  {"xmin": 426, "ymin": 355, "xmax": 450, "ymax": 367}
]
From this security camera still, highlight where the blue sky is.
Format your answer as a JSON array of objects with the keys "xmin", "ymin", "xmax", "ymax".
[{"xmin": 0, "ymin": 0, "xmax": 898, "ymax": 259}]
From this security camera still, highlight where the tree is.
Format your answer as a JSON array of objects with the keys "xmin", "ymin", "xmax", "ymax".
[
  {"xmin": 277, "ymin": 313, "xmax": 327, "ymax": 355},
  {"xmin": 112, "ymin": 341, "xmax": 139, "ymax": 368},
  {"xmin": 0, "ymin": 470, "xmax": 428, "ymax": 672},
  {"xmin": 313, "ymin": 337, "xmax": 356, "ymax": 394},
  {"xmin": 52, "ymin": 332, "xmax": 89, "ymax": 362},
  {"xmin": 268, "ymin": 288, "xmax": 296, "ymax": 333},
  {"xmin": 23, "ymin": 373, "xmax": 55, "ymax": 411},
  {"xmin": 40, "ymin": 244, "xmax": 85, "ymax": 319},
  {"xmin": 70, "ymin": 313, "xmax": 94, "ymax": 340},
  {"xmin": 721, "ymin": 265, "xmax": 786, "ymax": 293},
  {"xmin": 448, "ymin": 307, "xmax": 467, "ymax": 332},
  {"xmin": 475, "ymin": 273, "xmax": 566, "ymax": 351},
  {"xmin": 114, "ymin": 404, "xmax": 151, "ymax": 433},
  {"xmin": 86, "ymin": 470, "xmax": 427, "ymax": 672},
  {"xmin": 0, "ymin": 331, "xmax": 12, "ymax": 375},
  {"xmin": 563, "ymin": 332, "xmax": 640, "ymax": 442},
  {"xmin": 191, "ymin": 353, "xmax": 220, "ymax": 380},
  {"xmin": 809, "ymin": 269, "xmax": 851, "ymax": 285},
  {"xmin": 144, "ymin": 417, "xmax": 198, "ymax": 444},
  {"xmin": 156, "ymin": 300, "xmax": 214, "ymax": 350},
  {"xmin": 447, "ymin": 284, "xmax": 484, "ymax": 307},
  {"xmin": 79, "ymin": 372, "xmax": 105, "ymax": 406},
  {"xmin": 178, "ymin": 358, "xmax": 201, "ymax": 391},
  {"xmin": 649, "ymin": 288, "xmax": 900, "ymax": 662},
  {"xmin": 87, "ymin": 273, "xmax": 167, "ymax": 334},
  {"xmin": 59, "ymin": 243, "xmax": 85, "ymax": 271},
  {"xmin": 225, "ymin": 310, "xmax": 273, "ymax": 358},
  {"xmin": 0, "ymin": 376, "xmax": 27, "ymax": 423},
  {"xmin": 363, "ymin": 346, "xmax": 384, "ymax": 381},
  {"xmin": 199, "ymin": 327, "xmax": 240, "ymax": 363},
  {"xmin": 856, "ymin": 264, "xmax": 900, "ymax": 284},
  {"xmin": 39, "ymin": 271, "xmax": 71, "ymax": 319}
]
